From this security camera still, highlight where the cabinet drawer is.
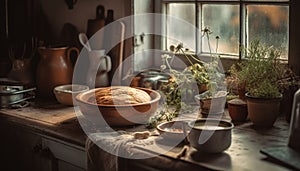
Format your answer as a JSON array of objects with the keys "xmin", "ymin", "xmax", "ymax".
[{"xmin": 42, "ymin": 136, "xmax": 86, "ymax": 169}]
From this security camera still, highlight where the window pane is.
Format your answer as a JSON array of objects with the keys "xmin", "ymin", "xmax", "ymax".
[
  {"xmin": 247, "ymin": 5, "xmax": 289, "ymax": 59},
  {"xmin": 167, "ymin": 3, "xmax": 196, "ymax": 52},
  {"xmin": 202, "ymin": 4, "xmax": 240, "ymax": 56}
]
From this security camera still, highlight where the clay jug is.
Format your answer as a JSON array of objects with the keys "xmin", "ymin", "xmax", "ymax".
[{"xmin": 36, "ymin": 46, "xmax": 79, "ymax": 98}]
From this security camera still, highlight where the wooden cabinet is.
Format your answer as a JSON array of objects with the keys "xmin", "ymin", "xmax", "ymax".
[{"xmin": 0, "ymin": 118, "xmax": 86, "ymax": 171}]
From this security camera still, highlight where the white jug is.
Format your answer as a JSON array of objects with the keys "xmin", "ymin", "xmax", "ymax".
[{"xmin": 86, "ymin": 50, "xmax": 111, "ymax": 88}]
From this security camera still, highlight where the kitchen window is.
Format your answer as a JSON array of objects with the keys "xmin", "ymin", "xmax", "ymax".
[
  {"xmin": 133, "ymin": 0, "xmax": 299, "ymax": 74},
  {"xmin": 160, "ymin": 0, "xmax": 289, "ymax": 60}
]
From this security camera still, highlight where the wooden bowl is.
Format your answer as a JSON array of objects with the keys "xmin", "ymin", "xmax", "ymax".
[
  {"xmin": 157, "ymin": 120, "xmax": 190, "ymax": 141},
  {"xmin": 76, "ymin": 86, "xmax": 161, "ymax": 126}
]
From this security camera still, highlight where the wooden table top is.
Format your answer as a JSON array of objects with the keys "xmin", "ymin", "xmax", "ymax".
[
  {"xmin": 86, "ymin": 115, "xmax": 293, "ymax": 171},
  {"xmin": 0, "ymin": 100, "xmax": 295, "ymax": 171}
]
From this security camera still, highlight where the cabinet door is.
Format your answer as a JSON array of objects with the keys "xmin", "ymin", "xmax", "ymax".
[
  {"xmin": 0, "ymin": 119, "xmax": 86, "ymax": 171},
  {"xmin": 0, "ymin": 121, "xmax": 54, "ymax": 171}
]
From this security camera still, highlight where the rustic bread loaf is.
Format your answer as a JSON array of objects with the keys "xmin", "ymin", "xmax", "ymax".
[{"xmin": 91, "ymin": 87, "xmax": 151, "ymax": 105}]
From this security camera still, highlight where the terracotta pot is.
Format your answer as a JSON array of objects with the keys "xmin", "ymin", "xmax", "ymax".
[
  {"xmin": 36, "ymin": 46, "xmax": 79, "ymax": 98},
  {"xmin": 228, "ymin": 98, "xmax": 248, "ymax": 122},
  {"xmin": 246, "ymin": 93, "xmax": 282, "ymax": 128},
  {"xmin": 195, "ymin": 91, "xmax": 227, "ymax": 116}
]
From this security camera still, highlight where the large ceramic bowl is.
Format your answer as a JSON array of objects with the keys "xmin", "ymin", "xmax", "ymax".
[
  {"xmin": 188, "ymin": 119, "xmax": 234, "ymax": 153},
  {"xmin": 53, "ymin": 84, "xmax": 89, "ymax": 106},
  {"xmin": 76, "ymin": 86, "xmax": 161, "ymax": 126}
]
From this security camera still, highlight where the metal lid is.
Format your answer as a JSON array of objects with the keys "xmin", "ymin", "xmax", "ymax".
[{"xmin": 0, "ymin": 78, "xmax": 23, "ymax": 86}]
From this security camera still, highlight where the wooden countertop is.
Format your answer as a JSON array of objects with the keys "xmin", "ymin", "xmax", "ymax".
[
  {"xmin": 86, "ymin": 115, "xmax": 294, "ymax": 171},
  {"xmin": 0, "ymin": 100, "xmax": 86, "ymax": 147},
  {"xmin": 0, "ymin": 99, "xmax": 295, "ymax": 171}
]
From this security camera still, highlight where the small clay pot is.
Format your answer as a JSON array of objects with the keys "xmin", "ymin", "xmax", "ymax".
[{"xmin": 228, "ymin": 98, "xmax": 248, "ymax": 122}]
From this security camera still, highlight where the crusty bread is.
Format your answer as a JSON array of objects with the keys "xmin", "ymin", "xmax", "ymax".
[{"xmin": 90, "ymin": 87, "xmax": 151, "ymax": 105}]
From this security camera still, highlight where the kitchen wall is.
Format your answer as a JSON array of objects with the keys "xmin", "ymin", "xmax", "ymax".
[{"xmin": 40, "ymin": 0, "xmax": 131, "ymax": 40}]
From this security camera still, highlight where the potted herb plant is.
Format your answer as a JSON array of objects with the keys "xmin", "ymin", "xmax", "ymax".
[
  {"xmin": 231, "ymin": 40, "xmax": 283, "ymax": 127},
  {"xmin": 147, "ymin": 28, "xmax": 227, "ymax": 128}
]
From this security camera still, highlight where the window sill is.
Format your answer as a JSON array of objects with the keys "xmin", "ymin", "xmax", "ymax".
[{"xmin": 157, "ymin": 50, "xmax": 288, "ymax": 72}]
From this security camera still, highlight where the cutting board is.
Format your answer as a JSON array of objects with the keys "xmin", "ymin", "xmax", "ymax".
[
  {"xmin": 86, "ymin": 5, "xmax": 106, "ymax": 39},
  {"xmin": 260, "ymin": 146, "xmax": 300, "ymax": 170},
  {"xmin": 0, "ymin": 105, "xmax": 75, "ymax": 125}
]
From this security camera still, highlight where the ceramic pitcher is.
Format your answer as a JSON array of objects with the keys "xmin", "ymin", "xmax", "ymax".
[
  {"xmin": 36, "ymin": 46, "xmax": 79, "ymax": 98},
  {"xmin": 86, "ymin": 50, "xmax": 111, "ymax": 88}
]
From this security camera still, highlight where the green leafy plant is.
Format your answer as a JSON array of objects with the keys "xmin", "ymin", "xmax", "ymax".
[{"xmin": 230, "ymin": 40, "xmax": 284, "ymax": 98}]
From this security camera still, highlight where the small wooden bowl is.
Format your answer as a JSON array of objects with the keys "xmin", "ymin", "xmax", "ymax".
[{"xmin": 157, "ymin": 120, "xmax": 189, "ymax": 141}]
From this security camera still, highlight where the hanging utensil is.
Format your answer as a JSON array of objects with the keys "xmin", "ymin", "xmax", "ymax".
[{"xmin": 78, "ymin": 33, "xmax": 91, "ymax": 51}]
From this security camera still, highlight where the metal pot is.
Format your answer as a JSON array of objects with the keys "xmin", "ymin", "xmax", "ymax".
[
  {"xmin": 188, "ymin": 119, "xmax": 233, "ymax": 153},
  {"xmin": 0, "ymin": 79, "xmax": 36, "ymax": 108},
  {"xmin": 138, "ymin": 70, "xmax": 171, "ymax": 90},
  {"xmin": 0, "ymin": 85, "xmax": 24, "ymax": 106}
]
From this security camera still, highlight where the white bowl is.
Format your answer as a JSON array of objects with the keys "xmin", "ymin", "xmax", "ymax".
[{"xmin": 53, "ymin": 84, "xmax": 89, "ymax": 106}]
